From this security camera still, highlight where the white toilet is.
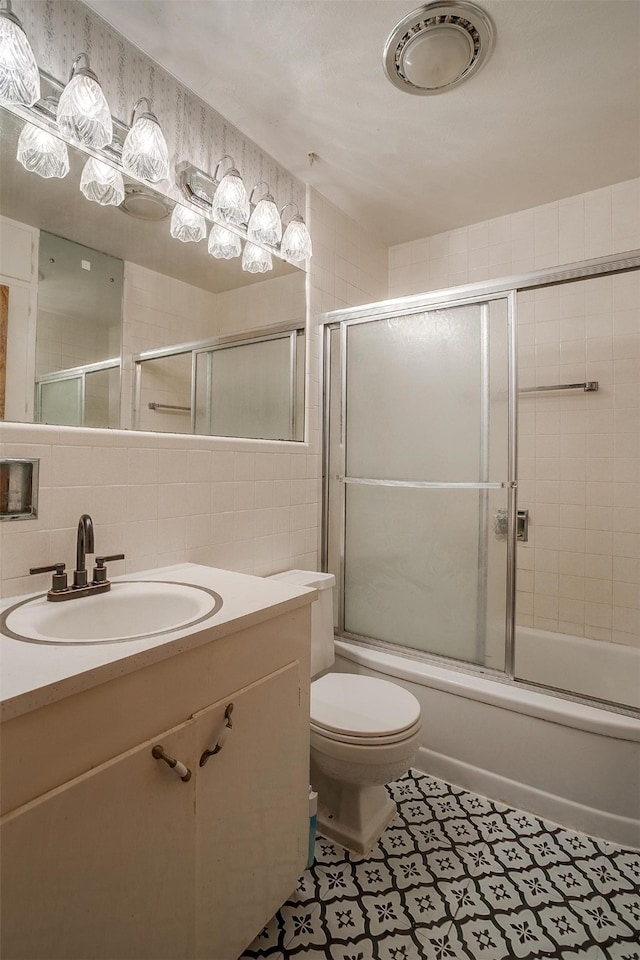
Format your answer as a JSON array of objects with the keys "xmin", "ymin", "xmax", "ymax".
[{"xmin": 269, "ymin": 570, "xmax": 422, "ymax": 855}]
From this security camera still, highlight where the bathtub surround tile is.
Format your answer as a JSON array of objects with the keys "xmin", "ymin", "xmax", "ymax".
[
  {"xmin": 390, "ymin": 182, "xmax": 639, "ymax": 659},
  {"xmin": 242, "ymin": 772, "xmax": 640, "ymax": 960}
]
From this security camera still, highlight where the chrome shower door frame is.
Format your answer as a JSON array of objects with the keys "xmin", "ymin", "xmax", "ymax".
[{"xmin": 323, "ymin": 288, "xmax": 518, "ymax": 677}]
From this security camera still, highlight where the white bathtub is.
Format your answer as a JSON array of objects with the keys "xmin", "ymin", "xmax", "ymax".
[
  {"xmin": 515, "ymin": 625, "xmax": 640, "ymax": 710},
  {"xmin": 335, "ymin": 636, "xmax": 640, "ymax": 849}
]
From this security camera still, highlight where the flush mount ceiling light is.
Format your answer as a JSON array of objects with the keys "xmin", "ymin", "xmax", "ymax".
[
  {"xmin": 383, "ymin": 1, "xmax": 494, "ymax": 95},
  {"xmin": 119, "ymin": 185, "xmax": 171, "ymax": 221}
]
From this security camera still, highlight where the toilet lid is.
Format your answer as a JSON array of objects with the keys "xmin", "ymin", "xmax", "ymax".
[{"xmin": 310, "ymin": 673, "xmax": 421, "ymax": 738}]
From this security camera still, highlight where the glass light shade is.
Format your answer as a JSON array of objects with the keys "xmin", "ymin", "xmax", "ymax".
[
  {"xmin": 247, "ymin": 196, "xmax": 282, "ymax": 246},
  {"xmin": 281, "ymin": 216, "xmax": 313, "ymax": 261},
  {"xmin": 170, "ymin": 204, "xmax": 206, "ymax": 243},
  {"xmin": 16, "ymin": 123, "xmax": 69, "ymax": 178},
  {"xmin": 122, "ymin": 116, "xmax": 169, "ymax": 183},
  {"xmin": 242, "ymin": 242, "xmax": 272, "ymax": 274},
  {"xmin": 208, "ymin": 224, "xmax": 241, "ymax": 259},
  {"xmin": 0, "ymin": 12, "xmax": 40, "ymax": 106},
  {"xmin": 57, "ymin": 73, "xmax": 113, "ymax": 148},
  {"xmin": 80, "ymin": 157, "xmax": 124, "ymax": 206},
  {"xmin": 402, "ymin": 28, "xmax": 473, "ymax": 88},
  {"xmin": 212, "ymin": 171, "xmax": 250, "ymax": 226}
]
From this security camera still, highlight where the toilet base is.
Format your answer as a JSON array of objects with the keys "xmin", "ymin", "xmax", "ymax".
[{"xmin": 311, "ymin": 761, "xmax": 398, "ymax": 855}]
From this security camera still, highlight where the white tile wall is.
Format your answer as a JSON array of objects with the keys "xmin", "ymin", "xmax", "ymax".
[
  {"xmin": 0, "ymin": 188, "xmax": 388, "ymax": 598},
  {"xmin": 389, "ymin": 178, "xmax": 640, "ymax": 650},
  {"xmin": 0, "ymin": 422, "xmax": 320, "ymax": 596},
  {"xmin": 389, "ymin": 179, "xmax": 640, "ymax": 297}
]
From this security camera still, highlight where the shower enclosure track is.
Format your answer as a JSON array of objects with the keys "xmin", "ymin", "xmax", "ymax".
[{"xmin": 322, "ymin": 248, "xmax": 640, "ymax": 706}]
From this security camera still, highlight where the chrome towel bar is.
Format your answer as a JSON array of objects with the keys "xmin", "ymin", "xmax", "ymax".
[
  {"xmin": 520, "ymin": 381, "xmax": 598, "ymax": 394},
  {"xmin": 148, "ymin": 402, "xmax": 191, "ymax": 411}
]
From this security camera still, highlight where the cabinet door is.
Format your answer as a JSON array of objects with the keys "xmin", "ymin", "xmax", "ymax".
[
  {"xmin": 195, "ymin": 661, "xmax": 308, "ymax": 960},
  {"xmin": 1, "ymin": 721, "xmax": 196, "ymax": 960}
]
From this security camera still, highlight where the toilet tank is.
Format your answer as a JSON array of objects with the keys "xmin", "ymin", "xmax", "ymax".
[{"xmin": 267, "ymin": 570, "xmax": 336, "ymax": 677}]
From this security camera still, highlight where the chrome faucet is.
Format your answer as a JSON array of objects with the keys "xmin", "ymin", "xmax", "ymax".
[{"xmin": 74, "ymin": 513, "xmax": 95, "ymax": 588}]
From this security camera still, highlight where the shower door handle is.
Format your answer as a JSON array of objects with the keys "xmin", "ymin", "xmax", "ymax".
[{"xmin": 493, "ymin": 508, "xmax": 529, "ymax": 541}]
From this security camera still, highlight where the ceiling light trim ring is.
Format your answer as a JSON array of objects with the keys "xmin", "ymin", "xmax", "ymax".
[{"xmin": 383, "ymin": 1, "xmax": 495, "ymax": 95}]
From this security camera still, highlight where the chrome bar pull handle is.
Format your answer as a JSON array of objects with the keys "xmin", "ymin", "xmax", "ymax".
[
  {"xmin": 151, "ymin": 745, "xmax": 192, "ymax": 782},
  {"xmin": 199, "ymin": 703, "xmax": 234, "ymax": 767}
]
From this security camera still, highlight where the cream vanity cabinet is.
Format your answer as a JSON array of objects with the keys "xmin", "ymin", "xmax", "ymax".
[{"xmin": 1, "ymin": 590, "xmax": 312, "ymax": 960}]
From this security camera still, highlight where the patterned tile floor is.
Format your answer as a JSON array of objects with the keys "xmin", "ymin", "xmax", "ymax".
[{"xmin": 242, "ymin": 771, "xmax": 640, "ymax": 960}]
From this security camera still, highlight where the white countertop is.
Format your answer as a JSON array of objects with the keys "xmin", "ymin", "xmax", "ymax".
[{"xmin": 1, "ymin": 563, "xmax": 315, "ymax": 721}]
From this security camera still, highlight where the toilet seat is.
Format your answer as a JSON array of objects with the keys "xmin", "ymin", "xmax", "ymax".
[
  {"xmin": 310, "ymin": 673, "xmax": 421, "ymax": 743},
  {"xmin": 310, "ymin": 716, "xmax": 422, "ymax": 747}
]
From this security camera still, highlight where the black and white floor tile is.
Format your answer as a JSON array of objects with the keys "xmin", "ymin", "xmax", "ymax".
[{"xmin": 241, "ymin": 771, "xmax": 640, "ymax": 960}]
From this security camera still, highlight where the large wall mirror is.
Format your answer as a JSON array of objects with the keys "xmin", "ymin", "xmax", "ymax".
[{"xmin": 0, "ymin": 107, "xmax": 307, "ymax": 441}]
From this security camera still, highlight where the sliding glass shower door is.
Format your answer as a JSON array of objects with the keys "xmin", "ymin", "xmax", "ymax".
[{"xmin": 325, "ymin": 295, "xmax": 514, "ymax": 671}]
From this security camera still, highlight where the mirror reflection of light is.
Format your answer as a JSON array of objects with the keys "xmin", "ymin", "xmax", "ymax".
[
  {"xmin": 79, "ymin": 157, "xmax": 124, "ymax": 206},
  {"xmin": 242, "ymin": 241, "xmax": 272, "ymax": 274},
  {"xmin": 16, "ymin": 122, "xmax": 69, "ymax": 178},
  {"xmin": 208, "ymin": 224, "xmax": 242, "ymax": 260},
  {"xmin": 170, "ymin": 203, "xmax": 207, "ymax": 243}
]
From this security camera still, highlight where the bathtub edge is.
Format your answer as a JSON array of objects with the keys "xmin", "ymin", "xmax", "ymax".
[
  {"xmin": 335, "ymin": 639, "xmax": 640, "ymax": 743},
  {"xmin": 413, "ymin": 746, "xmax": 640, "ymax": 851}
]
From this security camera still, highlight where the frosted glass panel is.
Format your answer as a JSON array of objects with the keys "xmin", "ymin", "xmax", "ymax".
[
  {"xmin": 205, "ymin": 337, "xmax": 295, "ymax": 441},
  {"xmin": 39, "ymin": 377, "xmax": 82, "ymax": 426},
  {"xmin": 85, "ymin": 367, "xmax": 119, "ymax": 428},
  {"xmin": 346, "ymin": 302, "xmax": 508, "ymax": 482},
  {"xmin": 137, "ymin": 354, "xmax": 192, "ymax": 434},
  {"xmin": 343, "ymin": 484, "xmax": 507, "ymax": 669}
]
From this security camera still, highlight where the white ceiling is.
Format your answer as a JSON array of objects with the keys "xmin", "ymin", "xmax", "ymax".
[{"xmin": 86, "ymin": 0, "xmax": 640, "ymax": 247}]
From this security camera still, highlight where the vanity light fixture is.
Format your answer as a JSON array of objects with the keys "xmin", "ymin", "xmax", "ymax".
[
  {"xmin": 247, "ymin": 181, "xmax": 282, "ymax": 247},
  {"xmin": 280, "ymin": 203, "xmax": 313, "ymax": 262},
  {"xmin": 80, "ymin": 156, "xmax": 124, "ymax": 206},
  {"xmin": 212, "ymin": 155, "xmax": 250, "ymax": 227},
  {"xmin": 121, "ymin": 97, "xmax": 169, "ymax": 184},
  {"xmin": 242, "ymin": 241, "xmax": 272, "ymax": 274},
  {"xmin": 208, "ymin": 223, "xmax": 242, "ymax": 259},
  {"xmin": 0, "ymin": 0, "xmax": 40, "ymax": 105},
  {"xmin": 16, "ymin": 121, "xmax": 69, "ymax": 178},
  {"xmin": 57, "ymin": 53, "xmax": 113, "ymax": 148},
  {"xmin": 169, "ymin": 202, "xmax": 207, "ymax": 243}
]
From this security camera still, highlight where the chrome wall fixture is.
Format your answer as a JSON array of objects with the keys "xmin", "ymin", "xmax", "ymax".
[
  {"xmin": 1, "ymin": 10, "xmax": 312, "ymax": 271},
  {"xmin": 178, "ymin": 162, "xmax": 313, "ymax": 267}
]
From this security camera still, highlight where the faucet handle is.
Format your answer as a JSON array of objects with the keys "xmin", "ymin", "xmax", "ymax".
[
  {"xmin": 29, "ymin": 563, "xmax": 68, "ymax": 592},
  {"xmin": 92, "ymin": 554, "xmax": 125, "ymax": 584}
]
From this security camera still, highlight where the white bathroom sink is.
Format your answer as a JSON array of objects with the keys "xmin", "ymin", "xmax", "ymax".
[{"xmin": 1, "ymin": 580, "xmax": 223, "ymax": 645}]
